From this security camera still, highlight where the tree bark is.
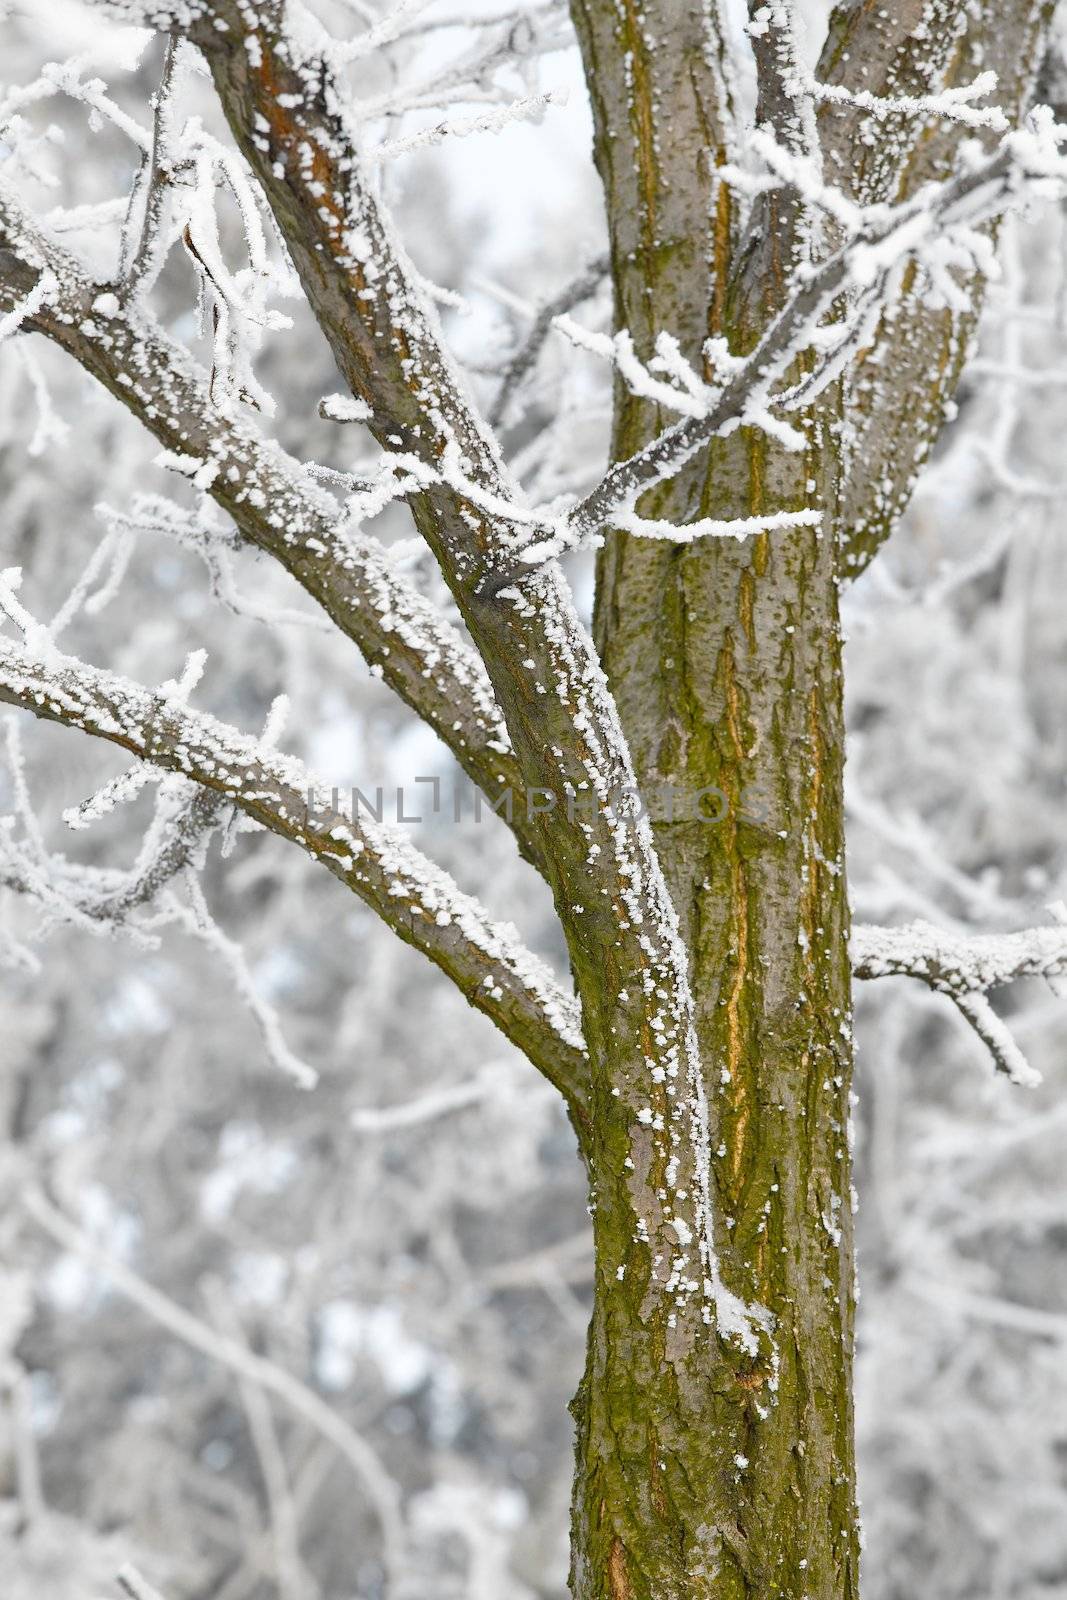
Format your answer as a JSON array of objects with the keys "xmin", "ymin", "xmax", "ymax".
[
  {"xmin": 566, "ymin": 5, "xmax": 857, "ymax": 1595},
  {"xmin": 565, "ymin": 1, "xmax": 1053, "ymax": 1593}
]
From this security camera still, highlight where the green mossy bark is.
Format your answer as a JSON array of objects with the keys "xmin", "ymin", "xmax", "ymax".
[
  {"xmin": 568, "ymin": 5, "xmax": 858, "ymax": 1596},
  {"xmin": 572, "ymin": 433, "xmax": 858, "ymax": 1600}
]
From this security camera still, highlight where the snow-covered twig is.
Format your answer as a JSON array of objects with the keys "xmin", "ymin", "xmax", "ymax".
[
  {"xmin": 564, "ymin": 114, "xmax": 1067, "ymax": 546},
  {"xmin": 851, "ymin": 918, "xmax": 1067, "ymax": 1085},
  {"xmin": 116, "ymin": 1566, "xmax": 169, "ymax": 1600},
  {"xmin": 0, "ymin": 632, "xmax": 589, "ymax": 1114},
  {"xmin": 121, "ymin": 35, "xmax": 180, "ymax": 299},
  {"xmin": 799, "ymin": 70, "xmax": 1010, "ymax": 134},
  {"xmin": 0, "ymin": 266, "xmax": 55, "ymax": 343},
  {"xmin": 369, "ymin": 88, "xmax": 566, "ymax": 164}
]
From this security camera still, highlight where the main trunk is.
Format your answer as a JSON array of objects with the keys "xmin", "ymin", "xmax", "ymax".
[
  {"xmin": 567, "ymin": 6, "xmax": 859, "ymax": 1596},
  {"xmin": 570, "ymin": 444, "xmax": 858, "ymax": 1600}
]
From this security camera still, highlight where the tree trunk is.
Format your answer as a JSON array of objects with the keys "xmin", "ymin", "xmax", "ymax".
[
  {"xmin": 572, "ymin": 455, "xmax": 857, "ymax": 1600},
  {"xmin": 568, "ymin": 5, "xmax": 858, "ymax": 1595}
]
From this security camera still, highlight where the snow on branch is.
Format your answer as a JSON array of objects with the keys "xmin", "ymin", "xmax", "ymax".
[
  {"xmin": 368, "ymin": 87, "xmax": 567, "ymax": 164},
  {"xmin": 0, "ymin": 184, "xmax": 550, "ymax": 872},
  {"xmin": 183, "ymin": 3, "xmax": 787, "ymax": 1351},
  {"xmin": 851, "ymin": 917, "xmax": 1067, "ymax": 1086},
  {"xmin": 2, "ymin": 708, "xmax": 318, "ymax": 1083},
  {"xmin": 120, "ymin": 35, "xmax": 180, "ymax": 301},
  {"xmin": 797, "ymin": 69, "xmax": 1010, "ymax": 134},
  {"xmin": 0, "ymin": 629, "xmax": 590, "ymax": 1119},
  {"xmin": 747, "ymin": 1, "xmax": 819, "ymax": 162},
  {"xmin": 0, "ymin": 265, "xmax": 55, "ymax": 343},
  {"xmin": 564, "ymin": 111, "xmax": 1067, "ymax": 546},
  {"xmin": 116, "ymin": 1567, "xmax": 169, "ymax": 1600}
]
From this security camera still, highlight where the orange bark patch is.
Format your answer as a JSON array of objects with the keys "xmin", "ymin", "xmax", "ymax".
[{"xmin": 609, "ymin": 1537, "xmax": 632, "ymax": 1600}]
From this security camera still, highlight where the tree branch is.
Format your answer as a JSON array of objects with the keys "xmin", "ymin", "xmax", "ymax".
[
  {"xmin": 852, "ymin": 918, "xmax": 1067, "ymax": 1086},
  {"xmin": 563, "ymin": 126, "xmax": 1058, "ymax": 547},
  {"xmin": 748, "ymin": 0, "xmax": 816, "ymax": 160},
  {"xmin": 187, "ymin": 0, "xmax": 758, "ymax": 1340},
  {"xmin": 0, "ymin": 188, "xmax": 550, "ymax": 877},
  {"xmin": 815, "ymin": 0, "xmax": 1054, "ymax": 576},
  {"xmin": 0, "ymin": 632, "xmax": 591, "ymax": 1126}
]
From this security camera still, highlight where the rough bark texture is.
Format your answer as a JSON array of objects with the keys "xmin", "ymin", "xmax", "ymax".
[
  {"xmin": 564, "ymin": 2, "xmax": 1049, "ymax": 1597},
  {"xmin": 820, "ymin": 0, "xmax": 1054, "ymax": 577},
  {"xmin": 2, "ymin": 3, "xmax": 1054, "ymax": 1596},
  {"xmin": 568, "ymin": 10, "xmax": 855, "ymax": 1597}
]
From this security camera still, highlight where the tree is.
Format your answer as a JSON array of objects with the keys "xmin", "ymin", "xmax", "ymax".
[{"xmin": 1, "ymin": 2, "xmax": 1066, "ymax": 1597}]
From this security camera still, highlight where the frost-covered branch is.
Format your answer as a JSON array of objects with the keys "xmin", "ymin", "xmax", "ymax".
[
  {"xmin": 565, "ymin": 115, "xmax": 1067, "ymax": 545},
  {"xmin": 116, "ymin": 1567, "xmax": 169, "ymax": 1600},
  {"xmin": 188, "ymin": 0, "xmax": 765, "ymax": 1346},
  {"xmin": 802, "ymin": 71, "xmax": 1010, "ymax": 134},
  {"xmin": 0, "ymin": 188, "xmax": 548, "ymax": 873},
  {"xmin": 0, "ymin": 723, "xmax": 224, "ymax": 928},
  {"xmin": 0, "ymin": 631, "xmax": 590, "ymax": 1122},
  {"xmin": 120, "ymin": 34, "xmax": 179, "ymax": 299},
  {"xmin": 488, "ymin": 252, "xmax": 609, "ymax": 427},
  {"xmin": 851, "ymin": 918, "xmax": 1067, "ymax": 1086},
  {"xmin": 820, "ymin": 0, "xmax": 1053, "ymax": 576},
  {"xmin": 747, "ymin": 0, "xmax": 818, "ymax": 162},
  {"xmin": 369, "ymin": 88, "xmax": 566, "ymax": 165}
]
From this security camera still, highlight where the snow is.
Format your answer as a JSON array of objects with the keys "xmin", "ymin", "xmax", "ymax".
[{"xmin": 3, "ymin": 10, "xmax": 1067, "ymax": 1576}]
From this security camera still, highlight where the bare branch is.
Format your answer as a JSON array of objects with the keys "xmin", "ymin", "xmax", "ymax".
[
  {"xmin": 0, "ymin": 189, "xmax": 548, "ymax": 875},
  {"xmin": 488, "ymin": 252, "xmax": 609, "ymax": 428},
  {"xmin": 0, "ymin": 632, "xmax": 591, "ymax": 1123}
]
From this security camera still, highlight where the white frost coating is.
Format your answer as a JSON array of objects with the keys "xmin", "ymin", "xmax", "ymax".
[
  {"xmin": 0, "ymin": 632, "xmax": 584, "ymax": 1070},
  {"xmin": 62, "ymin": 762, "xmax": 160, "ymax": 832},
  {"xmin": 0, "ymin": 267, "xmax": 55, "ymax": 343},
  {"xmin": 567, "ymin": 113, "xmax": 1067, "ymax": 544},
  {"xmin": 614, "ymin": 508, "xmax": 822, "ymax": 542},
  {"xmin": 116, "ymin": 1564, "xmax": 168, "ymax": 1600},
  {"xmin": 369, "ymin": 89, "xmax": 568, "ymax": 164},
  {"xmin": 851, "ymin": 919, "xmax": 1067, "ymax": 1087},
  {"xmin": 319, "ymin": 393, "xmax": 372, "ymax": 423},
  {"xmin": 553, "ymin": 317, "xmax": 714, "ymax": 420},
  {"xmin": 803, "ymin": 70, "xmax": 1009, "ymax": 133}
]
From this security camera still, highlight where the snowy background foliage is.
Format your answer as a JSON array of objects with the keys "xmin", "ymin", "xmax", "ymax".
[{"xmin": 1, "ymin": 1, "xmax": 1067, "ymax": 1597}]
